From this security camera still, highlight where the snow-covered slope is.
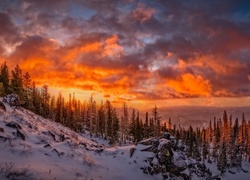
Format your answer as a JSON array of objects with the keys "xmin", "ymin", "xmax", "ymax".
[
  {"xmin": 0, "ymin": 103, "xmax": 160, "ymax": 180},
  {"xmin": 1, "ymin": 102, "xmax": 250, "ymax": 180}
]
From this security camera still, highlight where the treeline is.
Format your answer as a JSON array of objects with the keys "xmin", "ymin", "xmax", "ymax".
[
  {"xmin": 1, "ymin": 62, "xmax": 250, "ymax": 174},
  {"xmin": 167, "ymin": 111, "xmax": 250, "ymax": 175},
  {"xmin": 0, "ymin": 62, "xmax": 162, "ymax": 144}
]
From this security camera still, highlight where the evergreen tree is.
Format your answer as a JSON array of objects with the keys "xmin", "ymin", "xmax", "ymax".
[
  {"xmin": 111, "ymin": 108, "xmax": 120, "ymax": 143},
  {"xmin": 143, "ymin": 112, "xmax": 150, "ymax": 138},
  {"xmin": 202, "ymin": 128, "xmax": 208, "ymax": 161},
  {"xmin": 0, "ymin": 62, "xmax": 10, "ymax": 94},
  {"xmin": 23, "ymin": 72, "xmax": 33, "ymax": 109},
  {"xmin": 223, "ymin": 111, "xmax": 229, "ymax": 144},
  {"xmin": 231, "ymin": 118, "xmax": 240, "ymax": 167},
  {"xmin": 55, "ymin": 92, "xmax": 64, "ymax": 124},
  {"xmin": 11, "ymin": 64, "xmax": 24, "ymax": 102},
  {"xmin": 97, "ymin": 101, "xmax": 105, "ymax": 137},
  {"xmin": 105, "ymin": 100, "xmax": 113, "ymax": 142},
  {"xmin": 152, "ymin": 105, "xmax": 161, "ymax": 136},
  {"xmin": 120, "ymin": 102, "xmax": 129, "ymax": 142},
  {"xmin": 41, "ymin": 84, "xmax": 50, "ymax": 118},
  {"xmin": 218, "ymin": 140, "xmax": 227, "ymax": 175},
  {"xmin": 129, "ymin": 109, "xmax": 136, "ymax": 142},
  {"xmin": 0, "ymin": 82, "xmax": 5, "ymax": 96},
  {"xmin": 187, "ymin": 126, "xmax": 194, "ymax": 157}
]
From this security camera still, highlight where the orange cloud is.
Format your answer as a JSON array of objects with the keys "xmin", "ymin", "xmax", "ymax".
[
  {"xmin": 132, "ymin": 3, "xmax": 156, "ymax": 23},
  {"xmin": 168, "ymin": 73, "xmax": 212, "ymax": 96},
  {"xmin": 102, "ymin": 34, "xmax": 124, "ymax": 58}
]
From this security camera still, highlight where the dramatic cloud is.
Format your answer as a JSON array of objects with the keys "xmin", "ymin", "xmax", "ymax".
[{"xmin": 0, "ymin": 0, "xmax": 250, "ymax": 106}]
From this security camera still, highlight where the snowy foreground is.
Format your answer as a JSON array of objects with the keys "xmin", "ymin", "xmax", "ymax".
[{"xmin": 0, "ymin": 103, "xmax": 250, "ymax": 180}]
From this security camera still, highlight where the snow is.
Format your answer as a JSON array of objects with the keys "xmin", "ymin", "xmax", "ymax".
[
  {"xmin": 1, "ymin": 101, "xmax": 250, "ymax": 179},
  {"xmin": 0, "ymin": 102, "xmax": 161, "ymax": 180}
]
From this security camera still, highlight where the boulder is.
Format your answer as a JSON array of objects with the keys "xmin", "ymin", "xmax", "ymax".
[
  {"xmin": 6, "ymin": 122, "xmax": 22, "ymax": 129},
  {"xmin": 17, "ymin": 128, "xmax": 25, "ymax": 140},
  {"xmin": 3, "ymin": 94, "xmax": 21, "ymax": 107},
  {"xmin": 0, "ymin": 102, "xmax": 6, "ymax": 112}
]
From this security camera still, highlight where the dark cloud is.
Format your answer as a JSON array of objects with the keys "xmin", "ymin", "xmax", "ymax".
[
  {"xmin": 0, "ymin": 0, "xmax": 250, "ymax": 101},
  {"xmin": 0, "ymin": 12, "xmax": 20, "ymax": 43}
]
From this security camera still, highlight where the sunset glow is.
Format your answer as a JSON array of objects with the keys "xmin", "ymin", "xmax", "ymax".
[{"xmin": 0, "ymin": 0, "xmax": 250, "ymax": 109}]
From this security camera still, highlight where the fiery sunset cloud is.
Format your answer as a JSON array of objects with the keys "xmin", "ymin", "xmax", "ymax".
[{"xmin": 0, "ymin": 0, "xmax": 250, "ymax": 107}]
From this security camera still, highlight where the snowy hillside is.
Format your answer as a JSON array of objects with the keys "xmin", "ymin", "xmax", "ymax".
[
  {"xmin": 0, "ymin": 102, "xmax": 160, "ymax": 180},
  {"xmin": 1, "ymin": 102, "xmax": 250, "ymax": 180}
]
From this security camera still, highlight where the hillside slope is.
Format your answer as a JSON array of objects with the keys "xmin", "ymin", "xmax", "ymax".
[
  {"xmin": 0, "ymin": 102, "xmax": 160, "ymax": 180},
  {"xmin": 1, "ymin": 102, "xmax": 250, "ymax": 180}
]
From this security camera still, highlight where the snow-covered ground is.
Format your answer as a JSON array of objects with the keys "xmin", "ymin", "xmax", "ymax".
[
  {"xmin": 1, "ymin": 102, "xmax": 250, "ymax": 180},
  {"xmin": 0, "ymin": 103, "xmax": 161, "ymax": 180}
]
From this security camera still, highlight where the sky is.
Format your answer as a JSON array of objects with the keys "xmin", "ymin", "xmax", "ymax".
[{"xmin": 0, "ymin": 0, "xmax": 250, "ymax": 109}]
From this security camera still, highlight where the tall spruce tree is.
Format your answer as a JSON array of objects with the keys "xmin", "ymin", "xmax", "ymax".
[
  {"xmin": 0, "ymin": 62, "xmax": 10, "ymax": 94},
  {"xmin": 11, "ymin": 64, "xmax": 24, "ymax": 102},
  {"xmin": 152, "ymin": 105, "xmax": 161, "ymax": 136}
]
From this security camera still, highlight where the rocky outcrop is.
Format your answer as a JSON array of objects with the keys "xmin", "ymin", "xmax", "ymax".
[
  {"xmin": 3, "ymin": 94, "xmax": 21, "ymax": 107},
  {"xmin": 0, "ymin": 101, "xmax": 6, "ymax": 112},
  {"xmin": 140, "ymin": 133, "xmax": 218, "ymax": 179}
]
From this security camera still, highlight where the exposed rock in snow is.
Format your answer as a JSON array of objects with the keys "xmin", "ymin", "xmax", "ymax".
[
  {"xmin": 0, "ymin": 102, "xmax": 6, "ymax": 112},
  {"xmin": 139, "ymin": 135, "xmax": 225, "ymax": 179},
  {"xmin": 16, "ymin": 128, "xmax": 25, "ymax": 140},
  {"xmin": 3, "ymin": 94, "xmax": 21, "ymax": 107},
  {"xmin": 130, "ymin": 147, "xmax": 136, "ymax": 158}
]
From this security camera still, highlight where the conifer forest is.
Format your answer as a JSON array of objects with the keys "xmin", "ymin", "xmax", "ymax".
[{"xmin": 1, "ymin": 62, "xmax": 249, "ymax": 176}]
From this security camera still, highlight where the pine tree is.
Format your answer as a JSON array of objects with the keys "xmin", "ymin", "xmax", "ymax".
[
  {"xmin": 187, "ymin": 126, "xmax": 194, "ymax": 157},
  {"xmin": 49, "ymin": 95, "xmax": 56, "ymax": 120},
  {"xmin": 0, "ymin": 62, "xmax": 10, "ymax": 94},
  {"xmin": 112, "ymin": 108, "xmax": 120, "ymax": 143},
  {"xmin": 0, "ymin": 83, "xmax": 5, "ymax": 96},
  {"xmin": 120, "ymin": 102, "xmax": 129, "ymax": 143},
  {"xmin": 11, "ymin": 64, "xmax": 24, "ymax": 102},
  {"xmin": 31, "ymin": 81, "xmax": 41, "ymax": 114},
  {"xmin": 97, "ymin": 101, "xmax": 105, "ymax": 137},
  {"xmin": 202, "ymin": 128, "xmax": 208, "ymax": 161},
  {"xmin": 223, "ymin": 111, "xmax": 229, "ymax": 144},
  {"xmin": 168, "ymin": 118, "xmax": 172, "ymax": 132},
  {"xmin": 55, "ymin": 92, "xmax": 64, "ymax": 124},
  {"xmin": 231, "ymin": 118, "xmax": 240, "ymax": 167},
  {"xmin": 23, "ymin": 72, "xmax": 33, "ymax": 109},
  {"xmin": 152, "ymin": 105, "xmax": 161, "ymax": 136},
  {"xmin": 143, "ymin": 112, "xmax": 150, "ymax": 138},
  {"xmin": 41, "ymin": 84, "xmax": 50, "ymax": 118},
  {"xmin": 105, "ymin": 100, "xmax": 113, "ymax": 142},
  {"xmin": 218, "ymin": 140, "xmax": 227, "ymax": 175},
  {"xmin": 129, "ymin": 109, "xmax": 136, "ymax": 142}
]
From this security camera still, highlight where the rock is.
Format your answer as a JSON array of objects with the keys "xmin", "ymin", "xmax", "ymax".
[
  {"xmin": 0, "ymin": 135, "xmax": 7, "ymax": 141},
  {"xmin": 3, "ymin": 94, "xmax": 21, "ymax": 106},
  {"xmin": 180, "ymin": 172, "xmax": 191, "ymax": 180},
  {"xmin": 17, "ymin": 128, "xmax": 25, "ymax": 140},
  {"xmin": 48, "ymin": 131, "xmax": 56, "ymax": 141},
  {"xmin": 0, "ymin": 102, "xmax": 6, "ymax": 112},
  {"xmin": 157, "ymin": 139, "xmax": 173, "ymax": 165},
  {"xmin": 52, "ymin": 148, "xmax": 64, "ymax": 157},
  {"xmin": 95, "ymin": 148, "xmax": 104, "ymax": 155},
  {"xmin": 44, "ymin": 144, "xmax": 51, "ymax": 148},
  {"xmin": 130, "ymin": 147, "xmax": 136, "ymax": 158},
  {"xmin": 6, "ymin": 122, "xmax": 22, "ymax": 129},
  {"xmin": 0, "ymin": 127, "xmax": 4, "ymax": 132},
  {"xmin": 59, "ymin": 134, "xmax": 65, "ymax": 142},
  {"xmin": 242, "ymin": 169, "xmax": 248, "ymax": 173}
]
